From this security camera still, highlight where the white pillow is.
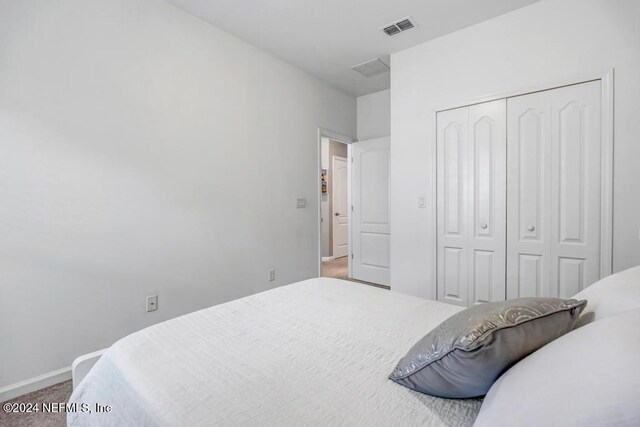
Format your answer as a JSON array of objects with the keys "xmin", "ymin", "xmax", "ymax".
[
  {"xmin": 474, "ymin": 307, "xmax": 640, "ymax": 427},
  {"xmin": 573, "ymin": 265, "xmax": 640, "ymax": 326}
]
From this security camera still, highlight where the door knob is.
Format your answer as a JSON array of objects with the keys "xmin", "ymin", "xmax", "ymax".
[
  {"xmin": 528, "ymin": 225, "xmax": 535, "ymax": 232},
  {"xmin": 480, "ymin": 223, "xmax": 488, "ymax": 229},
  {"xmin": 335, "ymin": 212, "xmax": 340, "ymax": 216}
]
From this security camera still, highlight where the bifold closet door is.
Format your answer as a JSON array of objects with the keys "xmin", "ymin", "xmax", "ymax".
[
  {"xmin": 507, "ymin": 80, "xmax": 602, "ymax": 299},
  {"xmin": 437, "ymin": 99, "xmax": 506, "ymax": 306},
  {"xmin": 437, "ymin": 107, "xmax": 469, "ymax": 306},
  {"xmin": 468, "ymin": 101, "xmax": 507, "ymax": 304}
]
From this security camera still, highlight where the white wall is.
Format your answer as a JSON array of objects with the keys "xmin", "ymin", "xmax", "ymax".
[
  {"xmin": 391, "ymin": 0, "xmax": 640, "ymax": 298},
  {"xmin": 0, "ymin": 0, "xmax": 355, "ymax": 390},
  {"xmin": 357, "ymin": 89, "xmax": 390, "ymax": 140}
]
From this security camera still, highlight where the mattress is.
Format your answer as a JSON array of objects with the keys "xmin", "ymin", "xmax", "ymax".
[{"xmin": 68, "ymin": 278, "xmax": 482, "ymax": 426}]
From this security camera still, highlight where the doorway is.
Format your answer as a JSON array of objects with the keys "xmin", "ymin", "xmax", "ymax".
[{"xmin": 320, "ymin": 137, "xmax": 350, "ymax": 279}]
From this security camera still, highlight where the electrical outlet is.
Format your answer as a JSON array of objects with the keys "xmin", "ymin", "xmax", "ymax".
[
  {"xmin": 146, "ymin": 294, "xmax": 158, "ymax": 312},
  {"xmin": 268, "ymin": 269, "xmax": 276, "ymax": 282}
]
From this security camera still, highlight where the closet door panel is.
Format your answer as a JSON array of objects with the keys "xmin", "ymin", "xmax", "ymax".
[
  {"xmin": 437, "ymin": 107, "xmax": 469, "ymax": 306},
  {"xmin": 444, "ymin": 125, "xmax": 464, "ymax": 237},
  {"xmin": 468, "ymin": 100, "xmax": 506, "ymax": 303},
  {"xmin": 558, "ymin": 257, "xmax": 585, "ymax": 298},
  {"xmin": 473, "ymin": 250, "xmax": 494, "ymax": 303},
  {"xmin": 518, "ymin": 254, "xmax": 543, "ymax": 297},
  {"xmin": 507, "ymin": 92, "xmax": 551, "ymax": 298},
  {"xmin": 518, "ymin": 109, "xmax": 544, "ymax": 242},
  {"xmin": 443, "ymin": 247, "xmax": 465, "ymax": 302},
  {"xmin": 508, "ymin": 80, "xmax": 602, "ymax": 299},
  {"xmin": 549, "ymin": 81, "xmax": 602, "ymax": 297}
]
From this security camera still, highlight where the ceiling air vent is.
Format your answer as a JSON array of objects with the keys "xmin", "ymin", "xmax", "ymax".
[
  {"xmin": 382, "ymin": 24, "xmax": 401, "ymax": 36},
  {"xmin": 381, "ymin": 16, "xmax": 417, "ymax": 36},
  {"xmin": 351, "ymin": 58, "xmax": 390, "ymax": 78}
]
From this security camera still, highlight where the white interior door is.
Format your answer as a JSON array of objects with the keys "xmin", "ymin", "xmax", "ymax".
[
  {"xmin": 436, "ymin": 100, "xmax": 506, "ymax": 307},
  {"xmin": 506, "ymin": 91, "xmax": 552, "ymax": 298},
  {"xmin": 437, "ymin": 107, "xmax": 470, "ymax": 306},
  {"xmin": 332, "ymin": 156, "xmax": 349, "ymax": 258},
  {"xmin": 352, "ymin": 137, "xmax": 391, "ymax": 286},
  {"xmin": 468, "ymin": 100, "xmax": 507, "ymax": 304},
  {"xmin": 507, "ymin": 80, "xmax": 602, "ymax": 298}
]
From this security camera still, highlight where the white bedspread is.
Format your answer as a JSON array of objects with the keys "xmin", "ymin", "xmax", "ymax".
[{"xmin": 68, "ymin": 278, "xmax": 482, "ymax": 426}]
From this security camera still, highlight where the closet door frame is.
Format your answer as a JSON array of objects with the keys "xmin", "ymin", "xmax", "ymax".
[{"xmin": 434, "ymin": 69, "xmax": 614, "ymax": 302}]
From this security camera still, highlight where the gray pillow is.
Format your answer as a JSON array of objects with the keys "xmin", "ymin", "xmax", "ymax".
[{"xmin": 389, "ymin": 297, "xmax": 586, "ymax": 398}]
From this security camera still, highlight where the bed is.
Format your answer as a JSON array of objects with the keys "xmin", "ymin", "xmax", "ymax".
[{"xmin": 68, "ymin": 278, "xmax": 483, "ymax": 426}]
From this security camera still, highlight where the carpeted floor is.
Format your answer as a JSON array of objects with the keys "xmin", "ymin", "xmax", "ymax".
[
  {"xmin": 322, "ymin": 256, "xmax": 390, "ymax": 289},
  {"xmin": 322, "ymin": 255, "xmax": 349, "ymax": 279},
  {"xmin": 0, "ymin": 381, "xmax": 72, "ymax": 427}
]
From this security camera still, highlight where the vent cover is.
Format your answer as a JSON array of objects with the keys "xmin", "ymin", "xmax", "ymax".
[
  {"xmin": 381, "ymin": 16, "xmax": 417, "ymax": 36},
  {"xmin": 351, "ymin": 58, "xmax": 390, "ymax": 78},
  {"xmin": 382, "ymin": 24, "xmax": 401, "ymax": 36}
]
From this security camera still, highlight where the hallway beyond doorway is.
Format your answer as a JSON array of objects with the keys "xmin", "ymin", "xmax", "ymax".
[
  {"xmin": 321, "ymin": 257, "xmax": 390, "ymax": 290},
  {"xmin": 322, "ymin": 256, "xmax": 348, "ymax": 280}
]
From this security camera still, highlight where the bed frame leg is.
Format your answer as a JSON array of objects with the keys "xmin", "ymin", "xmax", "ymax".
[{"xmin": 71, "ymin": 349, "xmax": 107, "ymax": 390}]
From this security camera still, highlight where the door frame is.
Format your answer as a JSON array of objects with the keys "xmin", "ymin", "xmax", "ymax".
[
  {"xmin": 434, "ymin": 69, "xmax": 614, "ymax": 301},
  {"xmin": 331, "ymin": 155, "xmax": 349, "ymax": 259},
  {"xmin": 317, "ymin": 128, "xmax": 355, "ymax": 278}
]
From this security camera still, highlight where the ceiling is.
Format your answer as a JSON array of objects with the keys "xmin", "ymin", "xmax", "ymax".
[{"xmin": 166, "ymin": 0, "xmax": 540, "ymax": 97}]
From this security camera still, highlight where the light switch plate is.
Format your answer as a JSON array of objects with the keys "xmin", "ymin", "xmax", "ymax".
[
  {"xmin": 296, "ymin": 198, "xmax": 307, "ymax": 209},
  {"xmin": 418, "ymin": 196, "xmax": 427, "ymax": 208}
]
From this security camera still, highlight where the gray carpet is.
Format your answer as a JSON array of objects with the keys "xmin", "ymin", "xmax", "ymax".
[{"xmin": 0, "ymin": 381, "xmax": 72, "ymax": 427}]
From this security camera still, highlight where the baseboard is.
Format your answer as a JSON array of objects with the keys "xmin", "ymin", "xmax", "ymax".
[
  {"xmin": 322, "ymin": 256, "xmax": 335, "ymax": 262},
  {"xmin": 0, "ymin": 366, "xmax": 71, "ymax": 403}
]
